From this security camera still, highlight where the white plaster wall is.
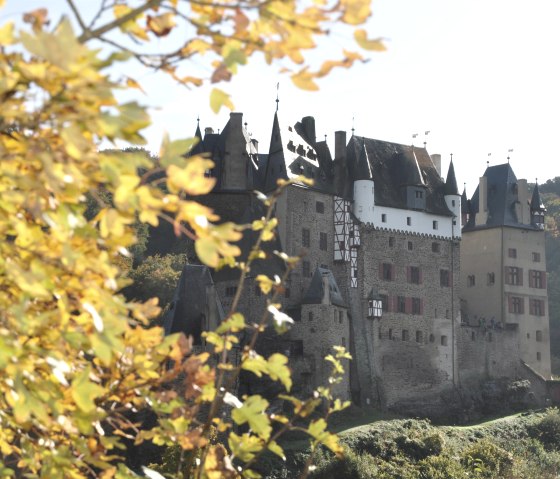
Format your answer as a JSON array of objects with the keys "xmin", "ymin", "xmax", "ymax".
[
  {"xmin": 353, "ymin": 180, "xmax": 375, "ymax": 224},
  {"xmin": 369, "ymin": 205, "xmax": 455, "ymax": 239},
  {"xmin": 444, "ymin": 194, "xmax": 462, "ymax": 238}
]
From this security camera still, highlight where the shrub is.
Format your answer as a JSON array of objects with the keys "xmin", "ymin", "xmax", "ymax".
[
  {"xmin": 394, "ymin": 431, "xmax": 444, "ymax": 461},
  {"xmin": 461, "ymin": 439, "xmax": 513, "ymax": 478},
  {"xmin": 417, "ymin": 454, "xmax": 469, "ymax": 479},
  {"xmin": 530, "ymin": 408, "xmax": 560, "ymax": 450}
]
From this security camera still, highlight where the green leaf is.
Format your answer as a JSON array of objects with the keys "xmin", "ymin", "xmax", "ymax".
[
  {"xmin": 231, "ymin": 395, "xmax": 271, "ymax": 440},
  {"xmin": 267, "ymin": 353, "xmax": 292, "ymax": 391},
  {"xmin": 71, "ymin": 366, "xmax": 105, "ymax": 414},
  {"xmin": 159, "ymin": 134, "xmax": 198, "ymax": 167},
  {"xmin": 216, "ymin": 312, "xmax": 245, "ymax": 334}
]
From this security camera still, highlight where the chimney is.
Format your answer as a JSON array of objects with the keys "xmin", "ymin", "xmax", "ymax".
[
  {"xmin": 334, "ymin": 130, "xmax": 348, "ymax": 196},
  {"xmin": 430, "ymin": 154, "xmax": 441, "ymax": 177},
  {"xmin": 476, "ymin": 176, "xmax": 488, "ymax": 226},
  {"xmin": 321, "ymin": 272, "xmax": 331, "ymax": 305},
  {"xmin": 302, "ymin": 116, "xmax": 316, "ymax": 144},
  {"xmin": 517, "ymin": 179, "xmax": 530, "ymax": 224},
  {"xmin": 204, "ymin": 127, "xmax": 214, "ymax": 136}
]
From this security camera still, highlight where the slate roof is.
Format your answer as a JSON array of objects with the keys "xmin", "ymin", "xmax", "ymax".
[
  {"xmin": 463, "ymin": 163, "xmax": 541, "ymax": 231},
  {"xmin": 346, "ymin": 136, "xmax": 453, "ymax": 216},
  {"xmin": 163, "ymin": 264, "xmax": 225, "ymax": 341},
  {"xmin": 531, "ymin": 182, "xmax": 546, "ymax": 211},
  {"xmin": 461, "ymin": 187, "xmax": 469, "ymax": 214},
  {"xmin": 301, "ymin": 267, "xmax": 347, "ymax": 308},
  {"xmin": 444, "ymin": 160, "xmax": 459, "ymax": 195}
]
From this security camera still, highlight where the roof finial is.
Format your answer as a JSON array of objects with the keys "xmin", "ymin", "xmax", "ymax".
[
  {"xmin": 197, "ymin": 115, "xmax": 200, "ymax": 126},
  {"xmin": 411, "ymin": 133, "xmax": 418, "ymax": 147},
  {"xmin": 450, "ymin": 153, "xmax": 453, "ymax": 162},
  {"xmin": 275, "ymin": 82, "xmax": 279, "ymax": 112},
  {"xmin": 351, "ymin": 116, "xmax": 355, "ymax": 136},
  {"xmin": 507, "ymin": 148, "xmax": 513, "ymax": 163},
  {"xmin": 324, "ymin": 134, "xmax": 327, "ymax": 142}
]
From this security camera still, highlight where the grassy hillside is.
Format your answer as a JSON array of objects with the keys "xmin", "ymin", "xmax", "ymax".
[{"xmin": 263, "ymin": 409, "xmax": 560, "ymax": 479}]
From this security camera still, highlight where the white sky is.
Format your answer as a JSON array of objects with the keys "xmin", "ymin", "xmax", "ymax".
[{"xmin": 3, "ymin": 0, "xmax": 560, "ymax": 195}]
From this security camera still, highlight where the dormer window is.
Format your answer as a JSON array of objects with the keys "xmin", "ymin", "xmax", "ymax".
[{"xmin": 415, "ymin": 191, "xmax": 423, "ymax": 199}]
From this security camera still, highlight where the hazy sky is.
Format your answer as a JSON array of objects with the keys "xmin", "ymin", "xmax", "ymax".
[{"xmin": 3, "ymin": 0, "xmax": 559, "ymax": 195}]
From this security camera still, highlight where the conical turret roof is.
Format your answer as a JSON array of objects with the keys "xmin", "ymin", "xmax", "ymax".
[{"xmin": 444, "ymin": 160, "xmax": 459, "ymax": 195}]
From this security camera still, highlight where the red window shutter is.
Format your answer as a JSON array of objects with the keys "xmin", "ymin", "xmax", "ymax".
[
  {"xmin": 405, "ymin": 297, "xmax": 412, "ymax": 314},
  {"xmin": 519, "ymin": 268, "xmax": 523, "ymax": 286},
  {"xmin": 406, "ymin": 266, "xmax": 411, "ymax": 283},
  {"xmin": 520, "ymin": 297, "xmax": 525, "ymax": 314},
  {"xmin": 508, "ymin": 295, "xmax": 513, "ymax": 313},
  {"xmin": 420, "ymin": 299, "xmax": 424, "ymax": 315},
  {"xmin": 391, "ymin": 264, "xmax": 395, "ymax": 281},
  {"xmin": 419, "ymin": 269, "xmax": 423, "ymax": 285},
  {"xmin": 529, "ymin": 270, "xmax": 534, "ymax": 288},
  {"xmin": 529, "ymin": 299, "xmax": 534, "ymax": 315},
  {"xmin": 542, "ymin": 272, "xmax": 547, "ymax": 289},
  {"xmin": 541, "ymin": 300, "xmax": 546, "ymax": 316}
]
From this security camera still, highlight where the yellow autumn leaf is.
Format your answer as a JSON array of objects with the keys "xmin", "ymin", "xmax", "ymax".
[
  {"xmin": 146, "ymin": 13, "xmax": 176, "ymax": 37},
  {"xmin": 0, "ymin": 21, "xmax": 15, "ymax": 45},
  {"xmin": 113, "ymin": 4, "xmax": 149, "ymax": 40},
  {"xmin": 291, "ymin": 69, "xmax": 319, "ymax": 91},
  {"xmin": 354, "ymin": 29, "xmax": 386, "ymax": 51},
  {"xmin": 209, "ymin": 87, "xmax": 234, "ymax": 113}
]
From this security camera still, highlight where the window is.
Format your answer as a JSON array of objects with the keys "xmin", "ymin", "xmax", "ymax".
[
  {"xmin": 452, "ymin": 200, "xmax": 456, "ymax": 207},
  {"xmin": 415, "ymin": 191, "xmax": 423, "ymax": 199},
  {"xmin": 529, "ymin": 270, "xmax": 546, "ymax": 289},
  {"xmin": 506, "ymin": 267, "xmax": 523, "ymax": 285},
  {"xmin": 432, "ymin": 242, "xmax": 440, "ymax": 253},
  {"xmin": 471, "ymin": 331, "xmax": 476, "ymax": 341},
  {"xmin": 441, "ymin": 335, "xmax": 448, "ymax": 346},
  {"xmin": 487, "ymin": 272, "xmax": 495, "ymax": 285},
  {"xmin": 412, "ymin": 298, "xmax": 422, "ymax": 315},
  {"xmin": 316, "ymin": 201, "xmax": 324, "ymax": 213},
  {"xmin": 509, "ymin": 296, "xmax": 524, "ymax": 314},
  {"xmin": 388, "ymin": 328, "xmax": 393, "ymax": 340},
  {"xmin": 537, "ymin": 352, "xmax": 542, "ymax": 361},
  {"xmin": 530, "ymin": 299, "xmax": 545, "ymax": 316},
  {"xmin": 468, "ymin": 275, "xmax": 475, "ymax": 287},
  {"xmin": 382, "ymin": 263, "xmax": 394, "ymax": 281},
  {"xmin": 433, "ymin": 220, "xmax": 438, "ymax": 230},
  {"xmin": 409, "ymin": 266, "xmax": 421, "ymax": 284},
  {"xmin": 429, "ymin": 334, "xmax": 435, "ymax": 343},
  {"xmin": 407, "ymin": 241, "xmax": 413, "ymax": 251},
  {"xmin": 382, "ymin": 213, "xmax": 387, "ymax": 223},
  {"xmin": 225, "ymin": 286, "xmax": 237, "ymax": 297},
  {"xmin": 308, "ymin": 311, "xmax": 314, "ymax": 321},
  {"xmin": 302, "ymin": 228, "xmax": 310, "ymax": 247},
  {"xmin": 339, "ymin": 311, "xmax": 344, "ymax": 323},
  {"xmin": 508, "ymin": 248, "xmax": 517, "ymax": 258},
  {"xmin": 380, "ymin": 294, "xmax": 388, "ymax": 312},
  {"xmin": 407, "ymin": 216, "xmax": 412, "ymax": 226},
  {"xmin": 389, "ymin": 237, "xmax": 395, "ymax": 247},
  {"xmin": 319, "ymin": 232, "xmax": 328, "ymax": 251},
  {"xmin": 536, "ymin": 330, "xmax": 543, "ymax": 342},
  {"xmin": 402, "ymin": 329, "xmax": 409, "ymax": 341},
  {"xmin": 397, "ymin": 296, "xmax": 406, "ymax": 313},
  {"xmin": 303, "ymin": 261, "xmax": 310, "ymax": 278},
  {"xmin": 440, "ymin": 269, "xmax": 450, "ymax": 287},
  {"xmin": 416, "ymin": 330, "xmax": 423, "ymax": 343},
  {"xmin": 532, "ymin": 252, "xmax": 541, "ymax": 262}
]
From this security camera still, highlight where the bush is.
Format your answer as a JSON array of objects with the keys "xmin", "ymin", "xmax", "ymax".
[
  {"xmin": 394, "ymin": 431, "xmax": 444, "ymax": 461},
  {"xmin": 530, "ymin": 409, "xmax": 560, "ymax": 450},
  {"xmin": 461, "ymin": 439, "xmax": 513, "ymax": 478},
  {"xmin": 417, "ymin": 454, "xmax": 469, "ymax": 479},
  {"xmin": 309, "ymin": 448, "xmax": 380, "ymax": 479}
]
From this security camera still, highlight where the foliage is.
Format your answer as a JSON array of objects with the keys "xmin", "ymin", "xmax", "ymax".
[
  {"xmin": 0, "ymin": 0, "xmax": 377, "ymax": 477},
  {"xmin": 529, "ymin": 408, "xmax": 560, "ymax": 450},
  {"xmin": 461, "ymin": 439, "xmax": 513, "ymax": 478}
]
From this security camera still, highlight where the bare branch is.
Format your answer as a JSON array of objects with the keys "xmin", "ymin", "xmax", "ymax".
[{"xmin": 65, "ymin": 0, "xmax": 89, "ymax": 34}]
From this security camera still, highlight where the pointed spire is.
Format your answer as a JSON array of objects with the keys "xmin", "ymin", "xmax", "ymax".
[
  {"xmin": 461, "ymin": 183, "xmax": 469, "ymax": 214},
  {"xmin": 195, "ymin": 115, "xmax": 202, "ymax": 140},
  {"xmin": 275, "ymin": 82, "xmax": 279, "ymax": 112},
  {"xmin": 354, "ymin": 138, "xmax": 372, "ymax": 180},
  {"xmin": 531, "ymin": 181, "xmax": 546, "ymax": 211},
  {"xmin": 444, "ymin": 156, "xmax": 459, "ymax": 195}
]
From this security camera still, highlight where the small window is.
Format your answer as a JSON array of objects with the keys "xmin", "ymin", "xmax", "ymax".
[
  {"xmin": 303, "ymin": 261, "xmax": 311, "ymax": 278},
  {"xmin": 536, "ymin": 330, "xmax": 543, "ymax": 342},
  {"xmin": 452, "ymin": 200, "xmax": 456, "ymax": 207},
  {"xmin": 380, "ymin": 294, "xmax": 388, "ymax": 312},
  {"xmin": 382, "ymin": 213, "xmax": 387, "ymax": 223},
  {"xmin": 530, "ymin": 299, "xmax": 545, "ymax": 316},
  {"xmin": 316, "ymin": 201, "xmax": 324, "ymax": 213},
  {"xmin": 409, "ymin": 266, "xmax": 421, "ymax": 284},
  {"xmin": 415, "ymin": 190, "xmax": 423, "ymax": 199},
  {"xmin": 302, "ymin": 228, "xmax": 310, "ymax": 247},
  {"xmin": 339, "ymin": 311, "xmax": 344, "ymax": 323},
  {"xmin": 402, "ymin": 330, "xmax": 409, "ymax": 341},
  {"xmin": 471, "ymin": 331, "xmax": 475, "ymax": 341},
  {"xmin": 506, "ymin": 267, "xmax": 522, "ymax": 286},
  {"xmin": 407, "ymin": 241, "xmax": 413, "ymax": 251},
  {"xmin": 511, "ymin": 296, "xmax": 524, "ymax": 314},
  {"xmin": 508, "ymin": 248, "xmax": 517, "ymax": 258},
  {"xmin": 382, "ymin": 263, "xmax": 393, "ymax": 281},
  {"xmin": 530, "ymin": 270, "xmax": 545, "ymax": 289},
  {"xmin": 416, "ymin": 330, "xmax": 423, "ymax": 343},
  {"xmin": 308, "ymin": 311, "xmax": 314, "ymax": 321},
  {"xmin": 468, "ymin": 275, "xmax": 475, "ymax": 287},
  {"xmin": 487, "ymin": 272, "xmax": 495, "ymax": 285},
  {"xmin": 389, "ymin": 237, "xmax": 395, "ymax": 247},
  {"xmin": 441, "ymin": 335, "xmax": 448, "ymax": 346},
  {"xmin": 407, "ymin": 216, "xmax": 412, "ymax": 226},
  {"xmin": 532, "ymin": 252, "xmax": 541, "ymax": 262},
  {"xmin": 397, "ymin": 296, "xmax": 406, "ymax": 313},
  {"xmin": 388, "ymin": 328, "xmax": 393, "ymax": 340},
  {"xmin": 429, "ymin": 334, "xmax": 435, "ymax": 343},
  {"xmin": 319, "ymin": 232, "xmax": 327, "ymax": 251},
  {"xmin": 412, "ymin": 298, "xmax": 421, "ymax": 315},
  {"xmin": 440, "ymin": 269, "xmax": 450, "ymax": 287},
  {"xmin": 226, "ymin": 286, "xmax": 237, "ymax": 297},
  {"xmin": 433, "ymin": 220, "xmax": 438, "ymax": 230},
  {"xmin": 432, "ymin": 242, "xmax": 440, "ymax": 253},
  {"xmin": 537, "ymin": 352, "xmax": 542, "ymax": 361}
]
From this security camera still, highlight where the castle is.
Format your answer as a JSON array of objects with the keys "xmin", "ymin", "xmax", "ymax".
[{"xmin": 163, "ymin": 110, "xmax": 553, "ymax": 413}]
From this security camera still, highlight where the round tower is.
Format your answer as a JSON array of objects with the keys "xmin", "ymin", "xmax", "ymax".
[{"xmin": 352, "ymin": 140, "xmax": 375, "ymax": 224}]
